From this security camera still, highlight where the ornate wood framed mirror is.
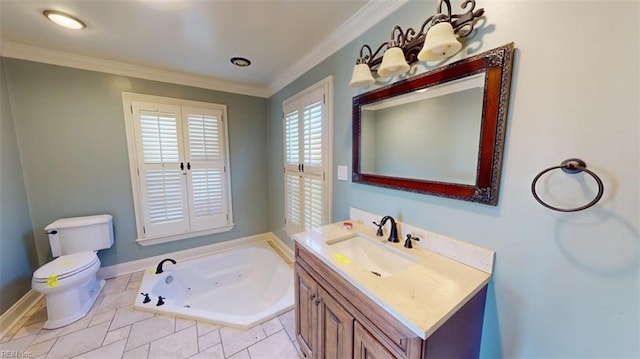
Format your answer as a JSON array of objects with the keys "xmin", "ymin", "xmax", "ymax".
[{"xmin": 352, "ymin": 43, "xmax": 514, "ymax": 205}]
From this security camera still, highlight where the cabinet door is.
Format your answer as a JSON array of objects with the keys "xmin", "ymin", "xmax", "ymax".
[
  {"xmin": 295, "ymin": 264, "xmax": 317, "ymax": 357},
  {"xmin": 354, "ymin": 322, "xmax": 395, "ymax": 359},
  {"xmin": 317, "ymin": 287, "xmax": 354, "ymax": 359}
]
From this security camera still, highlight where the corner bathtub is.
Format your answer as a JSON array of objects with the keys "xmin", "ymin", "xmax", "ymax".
[{"xmin": 134, "ymin": 240, "xmax": 294, "ymax": 328}]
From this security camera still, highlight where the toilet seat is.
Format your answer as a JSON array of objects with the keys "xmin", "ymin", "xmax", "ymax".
[{"xmin": 32, "ymin": 252, "xmax": 99, "ymax": 283}]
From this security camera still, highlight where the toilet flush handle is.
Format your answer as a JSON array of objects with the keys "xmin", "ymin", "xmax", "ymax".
[{"xmin": 46, "ymin": 229, "xmax": 62, "ymax": 256}]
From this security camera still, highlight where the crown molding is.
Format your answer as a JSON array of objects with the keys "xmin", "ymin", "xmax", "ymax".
[
  {"xmin": 266, "ymin": 0, "xmax": 408, "ymax": 96},
  {"xmin": 0, "ymin": 42, "xmax": 270, "ymax": 98}
]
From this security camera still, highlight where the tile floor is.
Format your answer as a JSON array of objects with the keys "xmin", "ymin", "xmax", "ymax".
[{"xmin": 0, "ymin": 272, "xmax": 302, "ymax": 358}]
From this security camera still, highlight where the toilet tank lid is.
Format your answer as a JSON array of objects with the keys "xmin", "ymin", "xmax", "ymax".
[{"xmin": 45, "ymin": 214, "xmax": 113, "ymax": 231}]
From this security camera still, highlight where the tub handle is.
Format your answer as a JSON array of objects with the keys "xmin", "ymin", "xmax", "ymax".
[{"xmin": 140, "ymin": 293, "xmax": 151, "ymax": 304}]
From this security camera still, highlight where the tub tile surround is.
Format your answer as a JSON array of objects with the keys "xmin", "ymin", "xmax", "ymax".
[
  {"xmin": 0, "ymin": 273, "xmax": 302, "ymax": 358},
  {"xmin": 293, "ymin": 207, "xmax": 495, "ymax": 339}
]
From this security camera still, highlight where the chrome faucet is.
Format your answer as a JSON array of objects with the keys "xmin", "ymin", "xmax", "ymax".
[
  {"xmin": 155, "ymin": 258, "xmax": 176, "ymax": 274},
  {"xmin": 373, "ymin": 215, "xmax": 399, "ymax": 243}
]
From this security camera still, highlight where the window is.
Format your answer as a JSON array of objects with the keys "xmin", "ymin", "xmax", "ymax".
[
  {"xmin": 123, "ymin": 93, "xmax": 233, "ymax": 245},
  {"xmin": 283, "ymin": 77, "xmax": 332, "ymax": 236}
]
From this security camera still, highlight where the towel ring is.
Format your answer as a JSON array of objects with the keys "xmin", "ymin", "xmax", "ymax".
[{"xmin": 531, "ymin": 158, "xmax": 604, "ymax": 212}]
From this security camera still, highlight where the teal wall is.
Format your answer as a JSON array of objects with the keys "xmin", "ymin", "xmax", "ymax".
[
  {"xmin": 2, "ymin": 1, "xmax": 638, "ymax": 355},
  {"xmin": 268, "ymin": 1, "xmax": 639, "ymax": 357},
  {"xmin": 3, "ymin": 59, "xmax": 270, "ymax": 269},
  {"xmin": 0, "ymin": 58, "xmax": 38, "ymax": 313}
]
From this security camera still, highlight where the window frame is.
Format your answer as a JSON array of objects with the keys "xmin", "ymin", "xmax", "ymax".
[
  {"xmin": 282, "ymin": 76, "xmax": 333, "ymax": 236},
  {"xmin": 122, "ymin": 92, "xmax": 234, "ymax": 246}
]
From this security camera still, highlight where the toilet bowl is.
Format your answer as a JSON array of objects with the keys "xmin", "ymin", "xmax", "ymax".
[
  {"xmin": 31, "ymin": 214, "xmax": 114, "ymax": 329},
  {"xmin": 32, "ymin": 252, "xmax": 105, "ymax": 329}
]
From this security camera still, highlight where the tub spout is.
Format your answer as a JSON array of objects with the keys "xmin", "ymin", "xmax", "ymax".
[{"xmin": 156, "ymin": 258, "xmax": 176, "ymax": 274}]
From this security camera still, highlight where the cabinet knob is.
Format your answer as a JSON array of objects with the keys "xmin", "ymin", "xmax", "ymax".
[
  {"xmin": 314, "ymin": 299, "xmax": 321, "ymax": 305},
  {"xmin": 309, "ymin": 294, "xmax": 316, "ymax": 300}
]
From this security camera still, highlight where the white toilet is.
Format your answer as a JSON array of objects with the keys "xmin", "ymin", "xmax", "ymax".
[{"xmin": 31, "ymin": 214, "xmax": 114, "ymax": 329}]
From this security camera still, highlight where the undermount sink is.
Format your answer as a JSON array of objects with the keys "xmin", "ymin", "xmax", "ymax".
[{"xmin": 327, "ymin": 234, "xmax": 417, "ymax": 277}]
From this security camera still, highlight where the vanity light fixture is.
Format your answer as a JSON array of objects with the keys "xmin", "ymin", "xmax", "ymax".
[
  {"xmin": 348, "ymin": 0, "xmax": 484, "ymax": 88},
  {"xmin": 43, "ymin": 10, "xmax": 86, "ymax": 30}
]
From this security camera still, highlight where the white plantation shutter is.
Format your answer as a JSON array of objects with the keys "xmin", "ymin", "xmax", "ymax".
[
  {"xmin": 188, "ymin": 114, "xmax": 220, "ymax": 161},
  {"xmin": 183, "ymin": 108, "xmax": 228, "ymax": 231},
  {"xmin": 146, "ymin": 170, "xmax": 184, "ymax": 224},
  {"xmin": 303, "ymin": 177, "xmax": 323, "ymax": 230},
  {"xmin": 126, "ymin": 96, "xmax": 232, "ymax": 242},
  {"xmin": 140, "ymin": 113, "xmax": 180, "ymax": 164},
  {"xmin": 133, "ymin": 103, "xmax": 189, "ymax": 238},
  {"xmin": 283, "ymin": 83, "xmax": 330, "ymax": 235},
  {"xmin": 285, "ymin": 173, "xmax": 303, "ymax": 234},
  {"xmin": 190, "ymin": 168, "xmax": 224, "ymax": 222},
  {"xmin": 285, "ymin": 110, "xmax": 299, "ymax": 170},
  {"xmin": 303, "ymin": 102, "xmax": 323, "ymax": 171}
]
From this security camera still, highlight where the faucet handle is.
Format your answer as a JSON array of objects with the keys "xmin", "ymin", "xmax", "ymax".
[
  {"xmin": 372, "ymin": 221, "xmax": 384, "ymax": 237},
  {"xmin": 140, "ymin": 293, "xmax": 151, "ymax": 304},
  {"xmin": 403, "ymin": 234, "xmax": 420, "ymax": 248}
]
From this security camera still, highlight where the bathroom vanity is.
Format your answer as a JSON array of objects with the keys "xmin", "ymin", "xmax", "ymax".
[{"xmin": 293, "ymin": 218, "xmax": 493, "ymax": 358}]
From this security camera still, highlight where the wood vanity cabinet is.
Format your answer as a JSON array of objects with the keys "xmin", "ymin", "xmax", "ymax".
[
  {"xmin": 296, "ymin": 264, "xmax": 354, "ymax": 358},
  {"xmin": 294, "ymin": 245, "xmax": 488, "ymax": 359},
  {"xmin": 353, "ymin": 322, "xmax": 396, "ymax": 359}
]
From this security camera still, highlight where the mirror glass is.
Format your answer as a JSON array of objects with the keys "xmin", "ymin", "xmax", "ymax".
[
  {"xmin": 352, "ymin": 43, "xmax": 514, "ymax": 205},
  {"xmin": 360, "ymin": 73, "xmax": 484, "ymax": 185}
]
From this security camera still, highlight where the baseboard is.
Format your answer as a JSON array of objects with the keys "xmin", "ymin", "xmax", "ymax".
[
  {"xmin": 98, "ymin": 232, "xmax": 282, "ymax": 279},
  {"xmin": 0, "ymin": 290, "xmax": 43, "ymax": 339}
]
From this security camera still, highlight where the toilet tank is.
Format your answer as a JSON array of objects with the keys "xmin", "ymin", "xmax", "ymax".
[{"xmin": 45, "ymin": 214, "xmax": 114, "ymax": 257}]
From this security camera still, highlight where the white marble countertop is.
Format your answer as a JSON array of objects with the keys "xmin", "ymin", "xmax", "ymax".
[{"xmin": 293, "ymin": 221, "xmax": 492, "ymax": 339}]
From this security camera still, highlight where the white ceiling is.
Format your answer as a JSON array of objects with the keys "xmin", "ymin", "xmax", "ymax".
[{"xmin": 0, "ymin": 0, "xmax": 406, "ymax": 97}]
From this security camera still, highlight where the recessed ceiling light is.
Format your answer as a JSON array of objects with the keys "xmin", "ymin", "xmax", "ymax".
[
  {"xmin": 43, "ymin": 10, "xmax": 86, "ymax": 30},
  {"xmin": 230, "ymin": 57, "xmax": 251, "ymax": 67}
]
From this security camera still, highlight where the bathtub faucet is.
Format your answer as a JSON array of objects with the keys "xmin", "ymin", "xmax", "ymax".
[{"xmin": 155, "ymin": 258, "xmax": 176, "ymax": 274}]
